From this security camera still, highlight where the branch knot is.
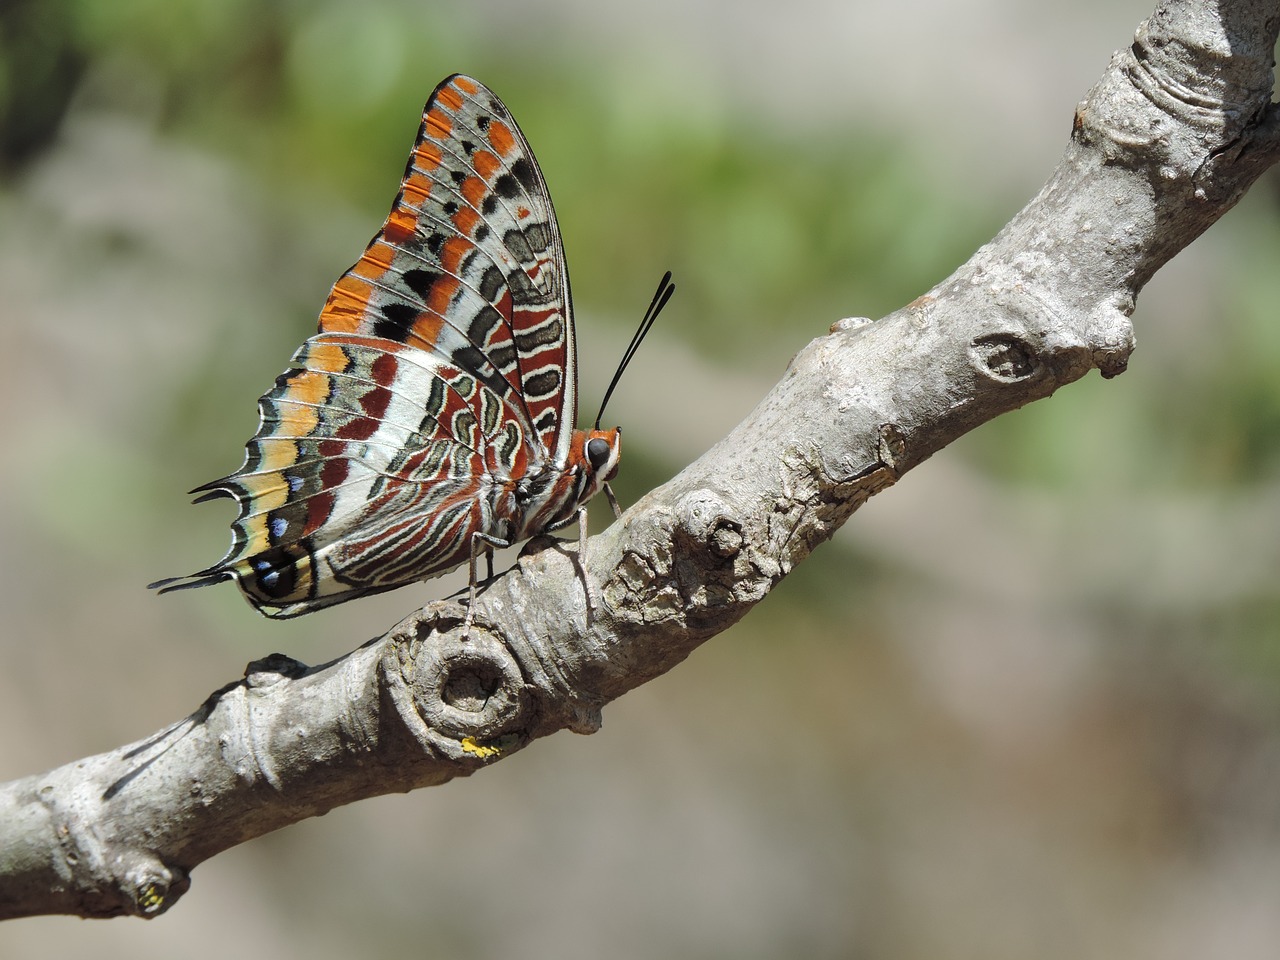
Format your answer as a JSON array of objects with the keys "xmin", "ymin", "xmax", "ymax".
[{"xmin": 385, "ymin": 616, "xmax": 531, "ymax": 758}]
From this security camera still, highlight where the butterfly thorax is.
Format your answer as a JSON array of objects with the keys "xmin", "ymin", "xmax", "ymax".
[{"xmin": 501, "ymin": 426, "xmax": 620, "ymax": 539}]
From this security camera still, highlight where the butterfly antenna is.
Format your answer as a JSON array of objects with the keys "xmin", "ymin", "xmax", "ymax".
[{"xmin": 594, "ymin": 270, "xmax": 674, "ymax": 429}]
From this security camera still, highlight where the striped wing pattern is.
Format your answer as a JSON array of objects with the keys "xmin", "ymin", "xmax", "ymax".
[{"xmin": 154, "ymin": 75, "xmax": 602, "ymax": 617}]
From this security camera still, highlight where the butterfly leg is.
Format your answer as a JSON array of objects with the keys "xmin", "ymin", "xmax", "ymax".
[
  {"xmin": 464, "ymin": 531, "xmax": 511, "ymax": 637},
  {"xmin": 575, "ymin": 504, "xmax": 602, "ymax": 624},
  {"xmin": 603, "ymin": 481, "xmax": 623, "ymax": 521}
]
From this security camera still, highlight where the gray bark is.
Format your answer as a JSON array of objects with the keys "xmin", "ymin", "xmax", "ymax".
[{"xmin": 3, "ymin": 0, "xmax": 1278, "ymax": 920}]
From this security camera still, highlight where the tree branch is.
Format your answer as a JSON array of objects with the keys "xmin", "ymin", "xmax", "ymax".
[{"xmin": 3, "ymin": 0, "xmax": 1278, "ymax": 921}]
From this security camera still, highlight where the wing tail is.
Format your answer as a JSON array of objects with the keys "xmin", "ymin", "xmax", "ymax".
[{"xmin": 147, "ymin": 570, "xmax": 232, "ymax": 594}]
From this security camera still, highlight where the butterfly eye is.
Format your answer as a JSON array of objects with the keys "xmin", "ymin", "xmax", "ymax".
[{"xmin": 586, "ymin": 437, "xmax": 611, "ymax": 472}]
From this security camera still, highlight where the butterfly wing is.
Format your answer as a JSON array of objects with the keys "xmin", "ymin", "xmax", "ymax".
[{"xmin": 154, "ymin": 75, "xmax": 575, "ymax": 616}]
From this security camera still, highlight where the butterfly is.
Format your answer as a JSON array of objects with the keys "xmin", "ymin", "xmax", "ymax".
[{"xmin": 151, "ymin": 74, "xmax": 672, "ymax": 625}]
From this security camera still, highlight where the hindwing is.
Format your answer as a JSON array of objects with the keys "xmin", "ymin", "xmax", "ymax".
[{"xmin": 185, "ymin": 334, "xmax": 534, "ymax": 615}]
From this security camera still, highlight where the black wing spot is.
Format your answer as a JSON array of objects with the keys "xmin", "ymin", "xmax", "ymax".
[
  {"xmin": 515, "ymin": 316, "xmax": 564, "ymax": 351},
  {"xmin": 404, "ymin": 268, "xmax": 442, "ymax": 302},
  {"xmin": 481, "ymin": 195, "xmax": 498, "ymax": 216},
  {"xmin": 488, "ymin": 343, "xmax": 516, "ymax": 370},
  {"xmin": 477, "ymin": 265, "xmax": 505, "ymax": 301},
  {"xmin": 474, "ymin": 224, "xmax": 490, "ymax": 242},
  {"xmin": 511, "ymin": 157, "xmax": 537, "ymax": 192},
  {"xmin": 524, "ymin": 369, "xmax": 561, "ymax": 397},
  {"xmin": 522, "ymin": 221, "xmax": 550, "ymax": 253},
  {"xmin": 503, "ymin": 229, "xmax": 533, "ymax": 264},
  {"xmin": 380, "ymin": 302, "xmax": 418, "ymax": 325},
  {"xmin": 451, "ymin": 170, "xmax": 468, "ymax": 185},
  {"xmin": 459, "ymin": 246, "xmax": 479, "ymax": 274},
  {"xmin": 251, "ymin": 547, "xmax": 301, "ymax": 599},
  {"xmin": 425, "ymin": 233, "xmax": 445, "ymax": 255},
  {"xmin": 465, "ymin": 308, "xmax": 501, "ymax": 343},
  {"xmin": 373, "ymin": 302, "xmax": 419, "ymax": 340},
  {"xmin": 493, "ymin": 173, "xmax": 520, "ymax": 199}
]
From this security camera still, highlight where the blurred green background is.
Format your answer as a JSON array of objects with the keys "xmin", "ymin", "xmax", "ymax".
[{"xmin": 3, "ymin": 0, "xmax": 1280, "ymax": 957}]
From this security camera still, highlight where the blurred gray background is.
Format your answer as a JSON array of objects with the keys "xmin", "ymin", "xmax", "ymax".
[{"xmin": 3, "ymin": 0, "xmax": 1279, "ymax": 957}]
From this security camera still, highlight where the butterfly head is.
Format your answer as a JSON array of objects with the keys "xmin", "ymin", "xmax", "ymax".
[{"xmin": 576, "ymin": 427, "xmax": 621, "ymax": 505}]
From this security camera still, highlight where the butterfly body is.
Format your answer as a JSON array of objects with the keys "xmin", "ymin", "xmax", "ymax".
[{"xmin": 153, "ymin": 74, "xmax": 634, "ymax": 618}]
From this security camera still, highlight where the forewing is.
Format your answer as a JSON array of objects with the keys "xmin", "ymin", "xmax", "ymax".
[{"xmin": 318, "ymin": 74, "xmax": 577, "ymax": 463}]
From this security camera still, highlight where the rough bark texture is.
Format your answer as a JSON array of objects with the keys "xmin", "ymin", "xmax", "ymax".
[{"xmin": 3, "ymin": 0, "xmax": 1279, "ymax": 921}]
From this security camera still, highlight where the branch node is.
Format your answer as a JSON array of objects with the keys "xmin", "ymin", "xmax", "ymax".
[
  {"xmin": 677, "ymin": 490, "xmax": 742, "ymax": 559},
  {"xmin": 244, "ymin": 652, "xmax": 309, "ymax": 688},
  {"xmin": 970, "ymin": 333, "xmax": 1039, "ymax": 383},
  {"xmin": 386, "ymin": 614, "xmax": 531, "ymax": 753},
  {"xmin": 1088, "ymin": 301, "xmax": 1136, "ymax": 378},
  {"xmin": 830, "ymin": 315, "xmax": 873, "ymax": 334},
  {"xmin": 123, "ymin": 854, "xmax": 188, "ymax": 917},
  {"xmin": 565, "ymin": 702, "xmax": 604, "ymax": 735}
]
